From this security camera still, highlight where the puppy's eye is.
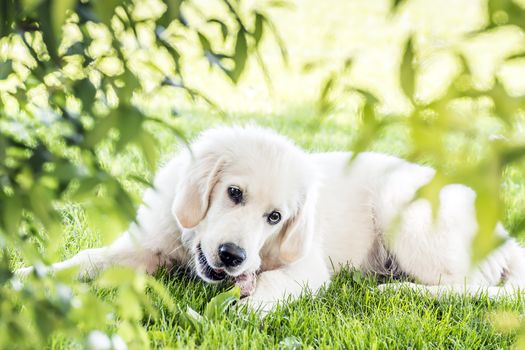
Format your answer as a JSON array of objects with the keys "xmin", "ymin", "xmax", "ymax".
[
  {"xmin": 267, "ymin": 211, "xmax": 281, "ymax": 225},
  {"xmin": 227, "ymin": 186, "xmax": 243, "ymax": 204}
]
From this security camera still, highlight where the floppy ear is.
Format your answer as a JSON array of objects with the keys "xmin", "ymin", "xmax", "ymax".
[
  {"xmin": 278, "ymin": 189, "xmax": 318, "ymax": 263},
  {"xmin": 172, "ymin": 153, "xmax": 224, "ymax": 229}
]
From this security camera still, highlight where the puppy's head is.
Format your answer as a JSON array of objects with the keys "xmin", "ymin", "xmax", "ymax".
[{"xmin": 172, "ymin": 126, "xmax": 317, "ymax": 283}]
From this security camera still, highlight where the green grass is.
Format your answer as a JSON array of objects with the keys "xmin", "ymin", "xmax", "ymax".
[
  {"xmin": 45, "ymin": 109, "xmax": 525, "ymax": 349},
  {"xmin": 141, "ymin": 269, "xmax": 522, "ymax": 349}
]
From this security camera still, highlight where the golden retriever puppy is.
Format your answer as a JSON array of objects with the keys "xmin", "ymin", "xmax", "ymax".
[{"xmin": 17, "ymin": 126, "xmax": 525, "ymax": 312}]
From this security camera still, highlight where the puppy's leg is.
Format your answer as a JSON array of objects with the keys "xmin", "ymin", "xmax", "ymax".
[
  {"xmin": 378, "ymin": 183, "xmax": 525, "ymax": 299},
  {"xmin": 17, "ymin": 231, "xmax": 169, "ymax": 279},
  {"xmin": 240, "ymin": 247, "xmax": 330, "ymax": 314},
  {"xmin": 378, "ymin": 237, "xmax": 525, "ymax": 299},
  {"xmin": 382, "ymin": 184, "xmax": 481, "ymax": 286},
  {"xmin": 17, "ymin": 158, "xmax": 184, "ymax": 279}
]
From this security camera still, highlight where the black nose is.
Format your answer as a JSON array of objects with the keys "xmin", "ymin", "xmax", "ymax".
[{"xmin": 218, "ymin": 243, "xmax": 246, "ymax": 267}]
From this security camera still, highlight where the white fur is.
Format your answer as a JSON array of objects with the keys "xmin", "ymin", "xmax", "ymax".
[{"xmin": 17, "ymin": 126, "xmax": 525, "ymax": 311}]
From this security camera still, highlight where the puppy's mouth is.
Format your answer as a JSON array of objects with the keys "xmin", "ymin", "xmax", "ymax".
[{"xmin": 196, "ymin": 244, "xmax": 227, "ymax": 282}]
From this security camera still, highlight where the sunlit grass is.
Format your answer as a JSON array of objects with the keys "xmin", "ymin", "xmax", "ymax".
[{"xmin": 44, "ymin": 106, "xmax": 525, "ymax": 348}]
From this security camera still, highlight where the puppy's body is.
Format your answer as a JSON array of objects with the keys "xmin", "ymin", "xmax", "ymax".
[{"xmin": 18, "ymin": 126, "xmax": 525, "ymax": 311}]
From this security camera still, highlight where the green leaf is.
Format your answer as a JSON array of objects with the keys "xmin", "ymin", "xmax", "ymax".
[
  {"xmin": 118, "ymin": 288, "xmax": 143, "ymax": 320},
  {"xmin": 204, "ymin": 286, "xmax": 240, "ymax": 320},
  {"xmin": 29, "ymin": 184, "xmax": 54, "ymax": 226},
  {"xmin": 229, "ymin": 29, "xmax": 247, "ymax": 83},
  {"xmin": 84, "ymin": 111, "xmax": 119, "ymax": 147},
  {"xmin": 114, "ymin": 184, "xmax": 137, "ymax": 219},
  {"xmin": 92, "ymin": 0, "xmax": 121, "ymax": 26},
  {"xmin": 253, "ymin": 13, "xmax": 264, "ymax": 46},
  {"xmin": 488, "ymin": 80, "xmax": 523, "ymax": 124},
  {"xmin": 65, "ymin": 41, "xmax": 85, "ymax": 56},
  {"xmin": 34, "ymin": 299, "xmax": 64, "ymax": 339},
  {"xmin": 85, "ymin": 196, "xmax": 131, "ymax": 244},
  {"xmin": 262, "ymin": 15, "xmax": 288, "ymax": 65},
  {"xmin": 37, "ymin": 1, "xmax": 59, "ymax": 61},
  {"xmin": 51, "ymin": 0, "xmax": 77, "ymax": 44},
  {"xmin": 70, "ymin": 294, "xmax": 111, "ymax": 329},
  {"xmin": 318, "ymin": 73, "xmax": 335, "ymax": 114},
  {"xmin": 348, "ymin": 89, "xmax": 382, "ymax": 159},
  {"xmin": 500, "ymin": 144, "xmax": 525, "ymax": 166},
  {"xmin": 0, "ymin": 254, "xmax": 13, "ymax": 283},
  {"xmin": 352, "ymin": 270, "xmax": 363, "ymax": 284},
  {"xmin": 117, "ymin": 69, "xmax": 141, "ymax": 102},
  {"xmin": 180, "ymin": 305, "xmax": 204, "ymax": 331},
  {"xmin": 52, "ymin": 161, "xmax": 81, "ymax": 181},
  {"xmin": 73, "ymin": 78, "xmax": 96, "ymax": 111},
  {"xmin": 414, "ymin": 172, "xmax": 448, "ymax": 220},
  {"xmin": 358, "ymin": 88, "xmax": 380, "ymax": 124},
  {"xmin": 0, "ymin": 0, "xmax": 15, "ymax": 38},
  {"xmin": 136, "ymin": 130, "xmax": 158, "ymax": 172},
  {"xmin": 511, "ymin": 217, "xmax": 525, "ymax": 236},
  {"xmin": 127, "ymin": 174, "xmax": 153, "ymax": 187},
  {"xmin": 472, "ymin": 189, "xmax": 504, "ymax": 263},
  {"xmin": 115, "ymin": 105, "xmax": 144, "ymax": 151},
  {"xmin": 409, "ymin": 110, "xmax": 444, "ymax": 161},
  {"xmin": 487, "ymin": 0, "xmax": 525, "ymax": 30},
  {"xmin": 267, "ymin": 0, "xmax": 294, "ymax": 8},
  {"xmin": 97, "ymin": 267, "xmax": 136, "ymax": 288},
  {"xmin": 1, "ymin": 193, "xmax": 22, "ymax": 236},
  {"xmin": 208, "ymin": 19, "xmax": 228, "ymax": 41},
  {"xmin": 391, "ymin": 0, "xmax": 404, "ymax": 11},
  {"xmin": 507, "ymin": 52, "xmax": 525, "ymax": 61},
  {"xmin": 354, "ymin": 88, "xmax": 379, "ymax": 107},
  {"xmin": 197, "ymin": 32, "xmax": 212, "ymax": 52},
  {"xmin": 0, "ymin": 59, "xmax": 12, "ymax": 80},
  {"xmin": 159, "ymin": 0, "xmax": 182, "ymax": 28},
  {"xmin": 70, "ymin": 177, "xmax": 101, "ymax": 201},
  {"xmin": 159, "ymin": 41, "xmax": 181, "ymax": 74},
  {"xmin": 400, "ymin": 38, "xmax": 416, "ymax": 102}
]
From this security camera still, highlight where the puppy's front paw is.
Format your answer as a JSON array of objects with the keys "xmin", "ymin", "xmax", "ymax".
[{"xmin": 237, "ymin": 295, "xmax": 276, "ymax": 316}]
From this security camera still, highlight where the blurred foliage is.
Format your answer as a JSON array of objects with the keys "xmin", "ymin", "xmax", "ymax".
[
  {"xmin": 0, "ymin": 0, "xmax": 282, "ymax": 348},
  {"xmin": 317, "ymin": 0, "xmax": 525, "ymax": 262}
]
